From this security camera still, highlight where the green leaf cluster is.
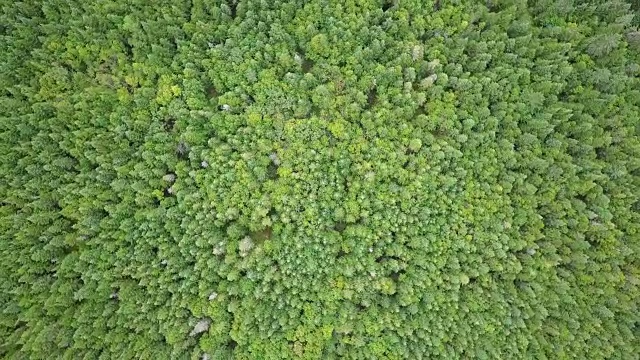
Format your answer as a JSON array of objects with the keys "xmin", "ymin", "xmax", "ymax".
[{"xmin": 1, "ymin": 0, "xmax": 639, "ymax": 359}]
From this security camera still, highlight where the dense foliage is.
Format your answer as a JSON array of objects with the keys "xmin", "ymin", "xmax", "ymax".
[{"xmin": 1, "ymin": 0, "xmax": 639, "ymax": 358}]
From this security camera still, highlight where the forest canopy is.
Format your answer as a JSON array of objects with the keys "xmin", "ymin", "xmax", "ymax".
[{"xmin": 1, "ymin": 0, "xmax": 639, "ymax": 358}]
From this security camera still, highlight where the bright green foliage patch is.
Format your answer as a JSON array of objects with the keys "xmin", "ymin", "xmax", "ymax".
[{"xmin": 1, "ymin": 0, "xmax": 639, "ymax": 359}]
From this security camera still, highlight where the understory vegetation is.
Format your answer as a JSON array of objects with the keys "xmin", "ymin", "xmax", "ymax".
[{"xmin": 1, "ymin": 0, "xmax": 639, "ymax": 358}]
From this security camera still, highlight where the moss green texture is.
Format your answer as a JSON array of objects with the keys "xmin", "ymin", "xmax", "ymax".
[{"xmin": 1, "ymin": 0, "xmax": 639, "ymax": 359}]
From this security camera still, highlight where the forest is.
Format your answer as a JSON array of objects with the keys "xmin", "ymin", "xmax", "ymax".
[{"xmin": 1, "ymin": 0, "xmax": 639, "ymax": 358}]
